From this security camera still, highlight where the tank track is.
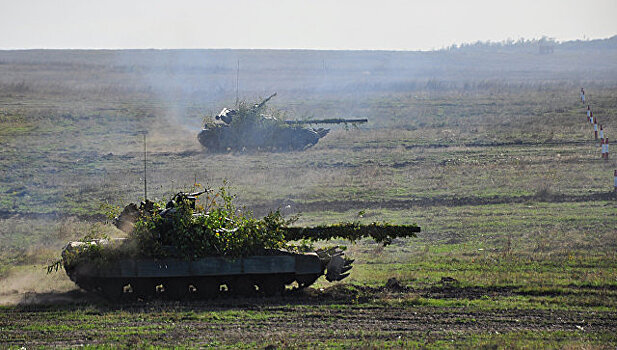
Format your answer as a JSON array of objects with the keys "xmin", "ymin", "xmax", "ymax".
[
  {"xmin": 63, "ymin": 247, "xmax": 352, "ymax": 302},
  {"xmin": 197, "ymin": 126, "xmax": 328, "ymax": 152},
  {"xmin": 70, "ymin": 273, "xmax": 322, "ymax": 301}
]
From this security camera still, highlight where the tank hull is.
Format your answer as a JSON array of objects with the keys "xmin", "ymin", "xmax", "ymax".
[
  {"xmin": 197, "ymin": 126, "xmax": 328, "ymax": 152},
  {"xmin": 65, "ymin": 253, "xmax": 324, "ymax": 300}
]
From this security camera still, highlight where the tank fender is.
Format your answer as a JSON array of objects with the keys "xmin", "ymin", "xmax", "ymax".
[{"xmin": 294, "ymin": 253, "xmax": 323, "ymax": 275}]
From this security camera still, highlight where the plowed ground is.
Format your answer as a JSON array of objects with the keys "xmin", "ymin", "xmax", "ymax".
[{"xmin": 2, "ymin": 285, "xmax": 616, "ymax": 348}]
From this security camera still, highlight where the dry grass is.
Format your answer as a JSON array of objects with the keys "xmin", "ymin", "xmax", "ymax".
[{"xmin": 1, "ymin": 49, "xmax": 617, "ymax": 348}]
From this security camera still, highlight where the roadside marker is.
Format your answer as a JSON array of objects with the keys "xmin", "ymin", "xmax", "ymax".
[
  {"xmin": 599, "ymin": 125, "xmax": 604, "ymax": 140},
  {"xmin": 601, "ymin": 138, "xmax": 606, "ymax": 159},
  {"xmin": 614, "ymin": 170, "xmax": 617, "ymax": 192},
  {"xmin": 590, "ymin": 111, "xmax": 594, "ymax": 124},
  {"xmin": 594, "ymin": 122, "xmax": 598, "ymax": 140},
  {"xmin": 602, "ymin": 138, "xmax": 609, "ymax": 160},
  {"xmin": 587, "ymin": 105, "xmax": 591, "ymax": 121}
]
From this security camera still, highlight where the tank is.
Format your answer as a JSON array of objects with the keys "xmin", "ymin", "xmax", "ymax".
[
  {"xmin": 60, "ymin": 191, "xmax": 420, "ymax": 300},
  {"xmin": 197, "ymin": 93, "xmax": 368, "ymax": 152},
  {"xmin": 62, "ymin": 240, "xmax": 348, "ymax": 300}
]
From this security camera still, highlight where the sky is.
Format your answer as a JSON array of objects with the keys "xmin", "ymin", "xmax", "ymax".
[{"xmin": 1, "ymin": 0, "xmax": 616, "ymax": 50}]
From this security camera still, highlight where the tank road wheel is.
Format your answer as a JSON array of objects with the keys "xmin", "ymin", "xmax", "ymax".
[
  {"xmin": 228, "ymin": 277, "xmax": 256, "ymax": 297},
  {"xmin": 258, "ymin": 276, "xmax": 286, "ymax": 297},
  {"xmin": 99, "ymin": 278, "xmax": 127, "ymax": 301},
  {"xmin": 296, "ymin": 274, "xmax": 321, "ymax": 289},
  {"xmin": 74, "ymin": 277, "xmax": 97, "ymax": 293},
  {"xmin": 194, "ymin": 278, "xmax": 220, "ymax": 299},
  {"xmin": 164, "ymin": 278, "xmax": 191, "ymax": 300},
  {"xmin": 130, "ymin": 278, "xmax": 157, "ymax": 300}
]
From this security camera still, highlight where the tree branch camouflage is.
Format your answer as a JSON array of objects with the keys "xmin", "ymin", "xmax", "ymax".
[{"xmin": 56, "ymin": 185, "xmax": 420, "ymax": 270}]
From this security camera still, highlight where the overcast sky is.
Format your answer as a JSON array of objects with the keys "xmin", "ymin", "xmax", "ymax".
[{"xmin": 1, "ymin": 0, "xmax": 616, "ymax": 50}]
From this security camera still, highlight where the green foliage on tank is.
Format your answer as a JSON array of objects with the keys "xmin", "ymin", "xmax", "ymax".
[
  {"xmin": 131, "ymin": 186, "xmax": 292, "ymax": 259},
  {"xmin": 55, "ymin": 184, "xmax": 419, "ymax": 273}
]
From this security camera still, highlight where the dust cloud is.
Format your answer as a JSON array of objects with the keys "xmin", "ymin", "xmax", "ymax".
[{"xmin": 0, "ymin": 266, "xmax": 81, "ymax": 305}]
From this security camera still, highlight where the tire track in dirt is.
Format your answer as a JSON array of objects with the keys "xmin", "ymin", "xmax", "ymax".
[
  {"xmin": 2, "ymin": 286, "xmax": 616, "ymax": 347},
  {"xmin": 3, "ymin": 191, "xmax": 614, "ymax": 220},
  {"xmin": 3, "ymin": 306, "xmax": 614, "ymax": 347},
  {"xmin": 334, "ymin": 139, "xmax": 595, "ymax": 152},
  {"xmin": 249, "ymin": 191, "xmax": 616, "ymax": 215}
]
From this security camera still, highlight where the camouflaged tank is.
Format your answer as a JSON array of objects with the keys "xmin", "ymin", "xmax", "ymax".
[
  {"xmin": 61, "ymin": 192, "xmax": 419, "ymax": 300},
  {"xmin": 197, "ymin": 93, "xmax": 367, "ymax": 152},
  {"xmin": 60, "ymin": 192, "xmax": 352, "ymax": 300},
  {"xmin": 62, "ymin": 239, "xmax": 349, "ymax": 300}
]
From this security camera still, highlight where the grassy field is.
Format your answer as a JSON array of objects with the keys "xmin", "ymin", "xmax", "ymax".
[{"xmin": 1, "ymin": 48, "xmax": 617, "ymax": 348}]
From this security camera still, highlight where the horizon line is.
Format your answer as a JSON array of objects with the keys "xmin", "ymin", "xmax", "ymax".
[{"xmin": 1, "ymin": 34, "xmax": 615, "ymax": 52}]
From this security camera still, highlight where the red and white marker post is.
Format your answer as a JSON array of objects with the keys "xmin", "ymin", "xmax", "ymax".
[
  {"xmin": 614, "ymin": 170, "xmax": 617, "ymax": 192},
  {"xmin": 587, "ymin": 105, "xmax": 591, "ymax": 122},
  {"xmin": 599, "ymin": 125, "xmax": 604, "ymax": 140},
  {"xmin": 606, "ymin": 138, "xmax": 609, "ymax": 160},
  {"xmin": 594, "ymin": 122, "xmax": 598, "ymax": 140},
  {"xmin": 590, "ymin": 111, "xmax": 594, "ymax": 125},
  {"xmin": 601, "ymin": 138, "xmax": 606, "ymax": 159}
]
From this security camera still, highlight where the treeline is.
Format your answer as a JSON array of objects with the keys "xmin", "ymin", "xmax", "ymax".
[
  {"xmin": 1, "ymin": 35, "xmax": 616, "ymax": 99},
  {"xmin": 442, "ymin": 35, "xmax": 617, "ymax": 52}
]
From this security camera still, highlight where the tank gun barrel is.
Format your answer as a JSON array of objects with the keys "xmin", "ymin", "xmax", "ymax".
[
  {"xmin": 284, "ymin": 118, "xmax": 368, "ymax": 125},
  {"xmin": 282, "ymin": 223, "xmax": 420, "ymax": 245},
  {"xmin": 253, "ymin": 92, "xmax": 277, "ymax": 110},
  {"xmin": 187, "ymin": 189, "xmax": 210, "ymax": 197}
]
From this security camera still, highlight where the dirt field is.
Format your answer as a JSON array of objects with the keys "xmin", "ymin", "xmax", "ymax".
[{"xmin": 2, "ymin": 285, "xmax": 616, "ymax": 348}]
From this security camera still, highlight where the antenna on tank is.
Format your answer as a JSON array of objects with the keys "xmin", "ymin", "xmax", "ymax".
[
  {"xmin": 143, "ymin": 131, "xmax": 148, "ymax": 201},
  {"xmin": 235, "ymin": 58, "xmax": 240, "ymax": 106}
]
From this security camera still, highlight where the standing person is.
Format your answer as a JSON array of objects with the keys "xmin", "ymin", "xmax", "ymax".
[{"xmin": 581, "ymin": 88, "xmax": 585, "ymax": 103}]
